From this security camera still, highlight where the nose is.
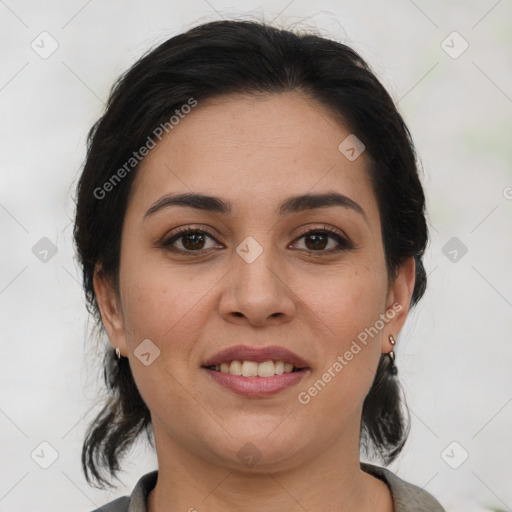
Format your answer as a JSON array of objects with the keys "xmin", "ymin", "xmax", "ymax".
[{"xmin": 218, "ymin": 244, "xmax": 297, "ymax": 327}]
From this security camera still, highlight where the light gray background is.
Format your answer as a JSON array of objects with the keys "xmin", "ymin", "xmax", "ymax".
[{"xmin": 1, "ymin": 1, "xmax": 511, "ymax": 511}]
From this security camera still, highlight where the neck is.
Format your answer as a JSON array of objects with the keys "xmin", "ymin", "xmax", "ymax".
[{"xmin": 147, "ymin": 418, "xmax": 392, "ymax": 512}]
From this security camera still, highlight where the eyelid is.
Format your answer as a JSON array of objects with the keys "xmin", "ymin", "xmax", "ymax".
[
  {"xmin": 163, "ymin": 224, "xmax": 223, "ymax": 241},
  {"xmin": 292, "ymin": 223, "xmax": 348, "ymax": 240}
]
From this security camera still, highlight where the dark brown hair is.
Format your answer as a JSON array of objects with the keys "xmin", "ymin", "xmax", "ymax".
[{"xmin": 74, "ymin": 19, "xmax": 428, "ymax": 488}]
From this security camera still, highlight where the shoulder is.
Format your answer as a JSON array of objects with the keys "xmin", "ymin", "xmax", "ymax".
[
  {"xmin": 361, "ymin": 462, "xmax": 446, "ymax": 512},
  {"xmin": 89, "ymin": 471, "xmax": 158, "ymax": 512}
]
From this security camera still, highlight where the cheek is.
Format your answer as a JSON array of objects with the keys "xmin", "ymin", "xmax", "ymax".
[
  {"xmin": 118, "ymin": 257, "xmax": 225, "ymax": 357},
  {"xmin": 117, "ymin": 265, "xmax": 214, "ymax": 417},
  {"xmin": 120, "ymin": 270, "xmax": 198, "ymax": 343},
  {"xmin": 295, "ymin": 262, "xmax": 388, "ymax": 407},
  {"xmin": 298, "ymin": 261, "xmax": 389, "ymax": 341}
]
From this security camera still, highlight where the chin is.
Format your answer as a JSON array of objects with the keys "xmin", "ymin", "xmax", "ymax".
[{"xmin": 210, "ymin": 429, "xmax": 310, "ymax": 473}]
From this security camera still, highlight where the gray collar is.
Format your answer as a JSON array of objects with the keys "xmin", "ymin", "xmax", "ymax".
[{"xmin": 114, "ymin": 464, "xmax": 444, "ymax": 512}]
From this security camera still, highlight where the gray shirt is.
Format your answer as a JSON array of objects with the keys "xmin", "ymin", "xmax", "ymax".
[{"xmin": 91, "ymin": 463, "xmax": 445, "ymax": 511}]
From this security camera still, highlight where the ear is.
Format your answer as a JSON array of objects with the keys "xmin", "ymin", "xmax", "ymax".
[
  {"xmin": 381, "ymin": 256, "xmax": 416, "ymax": 354},
  {"xmin": 93, "ymin": 266, "xmax": 128, "ymax": 356}
]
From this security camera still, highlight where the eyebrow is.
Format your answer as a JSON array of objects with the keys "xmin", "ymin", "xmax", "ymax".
[{"xmin": 144, "ymin": 192, "xmax": 367, "ymax": 222}]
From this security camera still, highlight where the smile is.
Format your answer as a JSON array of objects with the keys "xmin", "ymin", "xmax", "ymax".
[{"xmin": 201, "ymin": 344, "xmax": 311, "ymax": 397}]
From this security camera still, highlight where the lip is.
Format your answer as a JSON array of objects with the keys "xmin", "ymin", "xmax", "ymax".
[
  {"xmin": 202, "ymin": 344, "xmax": 310, "ymax": 368},
  {"xmin": 202, "ymin": 367, "xmax": 310, "ymax": 397}
]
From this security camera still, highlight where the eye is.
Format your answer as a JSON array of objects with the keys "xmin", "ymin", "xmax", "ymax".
[
  {"xmin": 160, "ymin": 225, "xmax": 352, "ymax": 254},
  {"xmin": 161, "ymin": 228, "xmax": 222, "ymax": 252},
  {"xmin": 291, "ymin": 226, "xmax": 352, "ymax": 252}
]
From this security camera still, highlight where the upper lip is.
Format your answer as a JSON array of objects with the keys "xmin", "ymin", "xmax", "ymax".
[{"xmin": 202, "ymin": 345, "xmax": 310, "ymax": 368}]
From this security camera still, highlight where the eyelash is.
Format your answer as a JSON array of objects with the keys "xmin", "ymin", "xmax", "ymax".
[{"xmin": 160, "ymin": 224, "xmax": 353, "ymax": 255}]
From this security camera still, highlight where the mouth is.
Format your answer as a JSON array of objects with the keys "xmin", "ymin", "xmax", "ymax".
[
  {"xmin": 202, "ymin": 344, "xmax": 310, "ymax": 375},
  {"xmin": 201, "ymin": 345, "xmax": 311, "ymax": 397}
]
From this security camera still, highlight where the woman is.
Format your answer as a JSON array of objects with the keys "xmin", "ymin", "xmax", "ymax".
[{"xmin": 74, "ymin": 19, "xmax": 445, "ymax": 512}]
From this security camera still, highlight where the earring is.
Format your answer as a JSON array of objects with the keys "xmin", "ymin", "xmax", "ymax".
[
  {"xmin": 115, "ymin": 347, "xmax": 121, "ymax": 359},
  {"xmin": 388, "ymin": 335, "xmax": 398, "ymax": 376}
]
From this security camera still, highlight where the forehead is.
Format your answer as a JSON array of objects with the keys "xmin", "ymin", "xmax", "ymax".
[{"xmin": 129, "ymin": 91, "xmax": 378, "ymax": 221}]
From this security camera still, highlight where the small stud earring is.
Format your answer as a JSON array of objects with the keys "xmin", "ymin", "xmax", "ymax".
[
  {"xmin": 115, "ymin": 347, "xmax": 121, "ymax": 359},
  {"xmin": 387, "ymin": 335, "xmax": 398, "ymax": 376}
]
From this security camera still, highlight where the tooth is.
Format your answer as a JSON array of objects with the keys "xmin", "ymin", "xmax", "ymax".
[
  {"xmin": 241, "ymin": 361, "xmax": 258, "ymax": 377},
  {"xmin": 211, "ymin": 359, "xmax": 298, "ymax": 377},
  {"xmin": 229, "ymin": 360, "xmax": 242, "ymax": 375},
  {"xmin": 258, "ymin": 360, "xmax": 275, "ymax": 377}
]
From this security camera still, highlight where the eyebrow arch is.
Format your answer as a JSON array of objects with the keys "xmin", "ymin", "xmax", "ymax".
[{"xmin": 144, "ymin": 192, "xmax": 367, "ymax": 223}]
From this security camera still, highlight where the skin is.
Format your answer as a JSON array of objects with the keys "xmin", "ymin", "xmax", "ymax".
[{"xmin": 94, "ymin": 91, "xmax": 415, "ymax": 512}]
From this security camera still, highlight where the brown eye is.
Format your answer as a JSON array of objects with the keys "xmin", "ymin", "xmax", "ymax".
[
  {"xmin": 181, "ymin": 232, "xmax": 206, "ymax": 250},
  {"xmin": 162, "ymin": 229, "xmax": 221, "ymax": 252},
  {"xmin": 292, "ymin": 229, "xmax": 352, "ymax": 252},
  {"xmin": 304, "ymin": 232, "xmax": 329, "ymax": 250}
]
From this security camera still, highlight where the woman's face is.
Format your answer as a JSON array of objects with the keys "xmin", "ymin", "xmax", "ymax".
[{"xmin": 95, "ymin": 91, "xmax": 414, "ymax": 472}]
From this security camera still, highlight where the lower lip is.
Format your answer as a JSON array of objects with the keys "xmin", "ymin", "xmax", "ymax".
[{"xmin": 202, "ymin": 368, "xmax": 309, "ymax": 397}]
